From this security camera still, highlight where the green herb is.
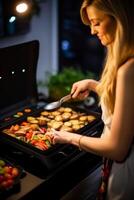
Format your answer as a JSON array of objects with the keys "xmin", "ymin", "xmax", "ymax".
[{"xmin": 38, "ymin": 67, "xmax": 97, "ymax": 100}]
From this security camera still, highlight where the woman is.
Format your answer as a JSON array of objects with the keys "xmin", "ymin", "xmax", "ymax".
[{"xmin": 47, "ymin": 0, "xmax": 134, "ymax": 199}]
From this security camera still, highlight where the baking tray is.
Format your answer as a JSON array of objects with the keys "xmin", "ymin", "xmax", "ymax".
[{"xmin": 0, "ymin": 106, "xmax": 102, "ymax": 172}]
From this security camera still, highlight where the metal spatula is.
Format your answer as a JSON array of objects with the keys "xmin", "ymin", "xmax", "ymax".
[{"xmin": 44, "ymin": 93, "xmax": 73, "ymax": 111}]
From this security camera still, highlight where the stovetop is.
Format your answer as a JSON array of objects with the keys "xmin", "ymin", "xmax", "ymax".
[
  {"xmin": 0, "ymin": 118, "xmax": 103, "ymax": 179},
  {"xmin": 0, "ymin": 40, "xmax": 103, "ymax": 200},
  {"xmin": 0, "ymin": 136, "xmax": 103, "ymax": 200}
]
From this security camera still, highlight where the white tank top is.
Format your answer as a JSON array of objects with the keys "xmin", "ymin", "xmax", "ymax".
[{"xmin": 101, "ymin": 102, "xmax": 134, "ymax": 200}]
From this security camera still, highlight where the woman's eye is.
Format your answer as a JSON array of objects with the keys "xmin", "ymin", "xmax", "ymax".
[
  {"xmin": 90, "ymin": 22, "xmax": 100, "ymax": 27},
  {"xmin": 94, "ymin": 23, "xmax": 100, "ymax": 26}
]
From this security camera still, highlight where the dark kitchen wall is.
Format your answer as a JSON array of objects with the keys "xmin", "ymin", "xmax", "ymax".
[
  {"xmin": 0, "ymin": 0, "xmax": 105, "ymax": 96},
  {"xmin": 0, "ymin": 0, "xmax": 58, "ymax": 95}
]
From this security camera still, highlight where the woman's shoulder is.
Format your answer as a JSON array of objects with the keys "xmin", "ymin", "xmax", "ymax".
[{"xmin": 117, "ymin": 58, "xmax": 134, "ymax": 81}]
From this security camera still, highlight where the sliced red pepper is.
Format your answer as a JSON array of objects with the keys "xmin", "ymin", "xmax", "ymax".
[
  {"xmin": 35, "ymin": 141, "xmax": 48, "ymax": 150},
  {"xmin": 30, "ymin": 139, "xmax": 38, "ymax": 145},
  {"xmin": 26, "ymin": 132, "xmax": 33, "ymax": 140}
]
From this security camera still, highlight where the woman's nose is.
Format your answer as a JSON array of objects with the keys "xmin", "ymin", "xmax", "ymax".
[{"xmin": 90, "ymin": 25, "xmax": 97, "ymax": 35}]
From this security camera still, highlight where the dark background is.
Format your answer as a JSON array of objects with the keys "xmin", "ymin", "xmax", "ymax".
[
  {"xmin": 0, "ymin": 0, "xmax": 105, "ymax": 78},
  {"xmin": 58, "ymin": 0, "xmax": 105, "ymax": 77}
]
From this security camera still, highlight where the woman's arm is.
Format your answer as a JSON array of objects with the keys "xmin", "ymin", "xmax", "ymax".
[
  {"xmin": 71, "ymin": 79, "xmax": 99, "ymax": 99},
  {"xmin": 72, "ymin": 59, "xmax": 134, "ymax": 161}
]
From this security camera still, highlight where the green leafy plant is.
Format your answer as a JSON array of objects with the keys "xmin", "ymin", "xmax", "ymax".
[{"xmin": 39, "ymin": 67, "xmax": 97, "ymax": 100}]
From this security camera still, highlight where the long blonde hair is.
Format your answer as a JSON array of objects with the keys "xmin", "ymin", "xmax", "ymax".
[{"xmin": 81, "ymin": 0, "xmax": 134, "ymax": 115}]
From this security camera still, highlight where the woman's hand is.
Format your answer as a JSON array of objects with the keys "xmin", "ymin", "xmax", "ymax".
[
  {"xmin": 71, "ymin": 79, "xmax": 98, "ymax": 100},
  {"xmin": 46, "ymin": 129, "xmax": 73, "ymax": 145}
]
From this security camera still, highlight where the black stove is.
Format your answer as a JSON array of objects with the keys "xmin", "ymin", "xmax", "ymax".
[{"xmin": 0, "ymin": 41, "xmax": 103, "ymax": 200}]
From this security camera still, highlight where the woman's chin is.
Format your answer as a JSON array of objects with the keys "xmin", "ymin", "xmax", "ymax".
[{"xmin": 100, "ymin": 39, "xmax": 112, "ymax": 46}]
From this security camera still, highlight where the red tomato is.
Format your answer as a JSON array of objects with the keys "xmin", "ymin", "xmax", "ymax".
[
  {"xmin": 11, "ymin": 168, "xmax": 19, "ymax": 178},
  {"xmin": 4, "ymin": 166, "xmax": 12, "ymax": 174},
  {"xmin": 4, "ymin": 173, "xmax": 13, "ymax": 180},
  {"xmin": 6, "ymin": 179, "xmax": 14, "ymax": 187},
  {"xmin": 0, "ymin": 175, "xmax": 4, "ymax": 183},
  {"xmin": 0, "ymin": 179, "xmax": 13, "ymax": 188}
]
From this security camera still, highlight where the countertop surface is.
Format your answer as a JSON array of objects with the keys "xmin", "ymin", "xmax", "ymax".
[
  {"xmin": 2, "ymin": 153, "xmax": 102, "ymax": 200},
  {"xmin": 6, "ymin": 172, "xmax": 44, "ymax": 200}
]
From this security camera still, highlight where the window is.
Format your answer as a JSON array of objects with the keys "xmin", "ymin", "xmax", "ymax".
[{"xmin": 58, "ymin": 0, "xmax": 105, "ymax": 77}]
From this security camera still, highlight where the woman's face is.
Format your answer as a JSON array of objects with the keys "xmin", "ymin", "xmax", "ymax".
[{"xmin": 86, "ymin": 6, "xmax": 116, "ymax": 46}]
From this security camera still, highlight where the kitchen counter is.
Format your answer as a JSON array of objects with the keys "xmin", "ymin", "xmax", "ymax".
[
  {"xmin": 6, "ymin": 172, "xmax": 44, "ymax": 200},
  {"xmin": 3, "ymin": 152, "xmax": 102, "ymax": 200}
]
